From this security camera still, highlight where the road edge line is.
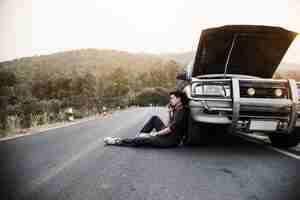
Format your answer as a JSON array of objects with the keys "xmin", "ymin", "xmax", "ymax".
[{"xmin": 236, "ymin": 132, "xmax": 300, "ymax": 160}]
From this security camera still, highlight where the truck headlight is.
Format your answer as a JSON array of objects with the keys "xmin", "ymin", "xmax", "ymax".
[
  {"xmin": 193, "ymin": 85, "xmax": 229, "ymax": 97},
  {"xmin": 247, "ymin": 88, "xmax": 255, "ymax": 96}
]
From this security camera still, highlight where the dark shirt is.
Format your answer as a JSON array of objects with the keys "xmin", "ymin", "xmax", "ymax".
[{"xmin": 165, "ymin": 105, "xmax": 189, "ymax": 141}]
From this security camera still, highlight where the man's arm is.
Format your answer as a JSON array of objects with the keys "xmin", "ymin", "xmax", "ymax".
[
  {"xmin": 151, "ymin": 108, "xmax": 186, "ymax": 137},
  {"xmin": 157, "ymin": 127, "xmax": 172, "ymax": 136},
  {"xmin": 150, "ymin": 127, "xmax": 172, "ymax": 136}
]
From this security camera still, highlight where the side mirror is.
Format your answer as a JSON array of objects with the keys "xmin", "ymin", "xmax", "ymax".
[{"xmin": 176, "ymin": 72, "xmax": 189, "ymax": 81}]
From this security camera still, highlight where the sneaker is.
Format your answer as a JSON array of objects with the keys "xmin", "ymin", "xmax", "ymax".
[{"xmin": 104, "ymin": 137, "xmax": 121, "ymax": 145}]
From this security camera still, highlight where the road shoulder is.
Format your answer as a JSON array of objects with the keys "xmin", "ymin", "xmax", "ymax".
[{"xmin": 0, "ymin": 112, "xmax": 114, "ymax": 142}]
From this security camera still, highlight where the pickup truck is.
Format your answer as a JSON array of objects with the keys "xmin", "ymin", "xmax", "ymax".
[{"xmin": 176, "ymin": 25, "xmax": 300, "ymax": 148}]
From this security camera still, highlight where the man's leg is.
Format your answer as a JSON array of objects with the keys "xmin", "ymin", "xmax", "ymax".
[
  {"xmin": 118, "ymin": 137, "xmax": 148, "ymax": 147},
  {"xmin": 104, "ymin": 136, "xmax": 150, "ymax": 147},
  {"xmin": 104, "ymin": 115, "xmax": 167, "ymax": 147},
  {"xmin": 140, "ymin": 116, "xmax": 166, "ymax": 133},
  {"xmin": 104, "ymin": 135, "xmax": 178, "ymax": 148},
  {"xmin": 120, "ymin": 136, "xmax": 178, "ymax": 148}
]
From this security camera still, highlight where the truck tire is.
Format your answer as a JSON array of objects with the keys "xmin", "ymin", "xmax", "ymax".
[
  {"xmin": 183, "ymin": 116, "xmax": 214, "ymax": 145},
  {"xmin": 269, "ymin": 128, "xmax": 300, "ymax": 148}
]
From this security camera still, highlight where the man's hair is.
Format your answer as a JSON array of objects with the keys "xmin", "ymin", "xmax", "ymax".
[{"xmin": 169, "ymin": 90, "xmax": 188, "ymax": 105}]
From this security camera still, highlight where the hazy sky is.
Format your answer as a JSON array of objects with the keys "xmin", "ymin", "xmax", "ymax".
[{"xmin": 1, "ymin": 0, "xmax": 300, "ymax": 63}]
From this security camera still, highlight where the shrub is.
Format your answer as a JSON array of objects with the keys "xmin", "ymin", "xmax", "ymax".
[{"xmin": 135, "ymin": 87, "xmax": 169, "ymax": 106}]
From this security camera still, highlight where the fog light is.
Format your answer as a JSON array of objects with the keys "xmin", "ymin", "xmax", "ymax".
[
  {"xmin": 274, "ymin": 88, "xmax": 283, "ymax": 97},
  {"xmin": 247, "ymin": 88, "xmax": 255, "ymax": 96},
  {"xmin": 278, "ymin": 121, "xmax": 288, "ymax": 129}
]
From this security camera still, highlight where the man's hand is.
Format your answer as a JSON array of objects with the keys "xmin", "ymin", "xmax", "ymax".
[{"xmin": 150, "ymin": 127, "xmax": 172, "ymax": 137}]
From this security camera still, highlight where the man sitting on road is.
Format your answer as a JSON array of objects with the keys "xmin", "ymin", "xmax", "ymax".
[{"xmin": 104, "ymin": 91, "xmax": 189, "ymax": 148}]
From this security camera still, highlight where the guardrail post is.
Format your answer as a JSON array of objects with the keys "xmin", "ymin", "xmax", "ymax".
[{"xmin": 231, "ymin": 78, "xmax": 240, "ymax": 131}]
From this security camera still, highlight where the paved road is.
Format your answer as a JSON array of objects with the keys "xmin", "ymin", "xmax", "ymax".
[{"xmin": 1, "ymin": 107, "xmax": 300, "ymax": 200}]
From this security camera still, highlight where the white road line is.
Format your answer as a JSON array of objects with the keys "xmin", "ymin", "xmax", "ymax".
[
  {"xmin": 236, "ymin": 132, "xmax": 300, "ymax": 161},
  {"xmin": 266, "ymin": 146, "xmax": 300, "ymax": 160}
]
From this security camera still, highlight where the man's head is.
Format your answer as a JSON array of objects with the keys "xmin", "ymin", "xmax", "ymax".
[{"xmin": 169, "ymin": 91, "xmax": 188, "ymax": 107}]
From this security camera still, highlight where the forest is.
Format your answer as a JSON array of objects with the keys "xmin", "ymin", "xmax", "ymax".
[{"xmin": 0, "ymin": 49, "xmax": 182, "ymax": 137}]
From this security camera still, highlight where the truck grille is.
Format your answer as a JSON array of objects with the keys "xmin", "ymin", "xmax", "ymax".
[{"xmin": 239, "ymin": 80, "xmax": 289, "ymax": 99}]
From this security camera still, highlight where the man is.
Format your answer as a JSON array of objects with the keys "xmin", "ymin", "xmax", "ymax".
[{"xmin": 103, "ymin": 91, "xmax": 189, "ymax": 147}]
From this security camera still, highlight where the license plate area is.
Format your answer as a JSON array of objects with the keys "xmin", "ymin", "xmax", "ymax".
[{"xmin": 249, "ymin": 120, "xmax": 278, "ymax": 131}]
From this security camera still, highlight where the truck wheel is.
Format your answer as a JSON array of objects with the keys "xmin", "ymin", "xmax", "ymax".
[
  {"xmin": 183, "ymin": 116, "xmax": 212, "ymax": 145},
  {"xmin": 269, "ymin": 128, "xmax": 300, "ymax": 148}
]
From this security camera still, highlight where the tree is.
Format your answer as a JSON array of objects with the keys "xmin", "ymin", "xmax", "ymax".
[
  {"xmin": 0, "ymin": 70, "xmax": 18, "ymax": 129},
  {"xmin": 104, "ymin": 67, "xmax": 130, "ymax": 98},
  {"xmin": 135, "ymin": 87, "xmax": 169, "ymax": 106}
]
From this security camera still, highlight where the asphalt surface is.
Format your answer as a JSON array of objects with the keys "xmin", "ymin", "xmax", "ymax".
[{"xmin": 1, "ymin": 107, "xmax": 300, "ymax": 200}]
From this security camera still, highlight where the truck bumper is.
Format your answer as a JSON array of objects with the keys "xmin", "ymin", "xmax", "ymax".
[{"xmin": 187, "ymin": 79, "xmax": 299, "ymax": 133}]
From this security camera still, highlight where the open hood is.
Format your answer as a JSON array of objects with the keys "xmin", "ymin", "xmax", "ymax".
[{"xmin": 192, "ymin": 25, "xmax": 298, "ymax": 78}]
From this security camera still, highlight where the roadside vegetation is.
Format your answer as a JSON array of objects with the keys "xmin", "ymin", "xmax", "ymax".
[
  {"xmin": 0, "ymin": 49, "xmax": 181, "ymax": 137},
  {"xmin": 274, "ymin": 70, "xmax": 300, "ymax": 80}
]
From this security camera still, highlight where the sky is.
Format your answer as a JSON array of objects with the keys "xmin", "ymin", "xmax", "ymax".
[{"xmin": 0, "ymin": 0, "xmax": 300, "ymax": 63}]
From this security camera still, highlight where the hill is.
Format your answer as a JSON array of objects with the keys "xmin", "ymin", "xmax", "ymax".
[
  {"xmin": 0, "ymin": 49, "xmax": 181, "ymax": 79},
  {"xmin": 157, "ymin": 51, "xmax": 195, "ymax": 66},
  {"xmin": 274, "ymin": 63, "xmax": 300, "ymax": 80}
]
